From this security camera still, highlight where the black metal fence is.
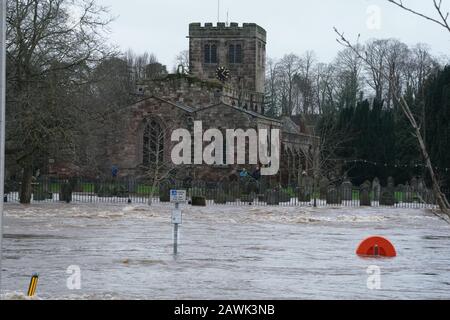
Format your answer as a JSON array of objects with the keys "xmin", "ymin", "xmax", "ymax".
[{"xmin": 4, "ymin": 176, "xmax": 448, "ymax": 209}]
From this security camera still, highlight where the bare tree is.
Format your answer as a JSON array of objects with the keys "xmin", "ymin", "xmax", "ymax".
[
  {"xmin": 335, "ymin": 28, "xmax": 450, "ymax": 215},
  {"xmin": 384, "ymin": 39, "xmax": 409, "ymax": 109},
  {"xmin": 333, "ymin": 46, "xmax": 364, "ymax": 109},
  {"xmin": 365, "ymin": 39, "xmax": 390, "ymax": 102},
  {"xmin": 304, "ymin": 112, "xmax": 354, "ymax": 192},
  {"xmin": 315, "ymin": 63, "xmax": 336, "ymax": 114},
  {"xmin": 295, "ymin": 51, "xmax": 317, "ymax": 114},
  {"xmin": 277, "ymin": 54, "xmax": 302, "ymax": 116},
  {"xmin": 388, "ymin": 0, "xmax": 450, "ymax": 33},
  {"xmin": 125, "ymin": 50, "xmax": 166, "ymax": 81},
  {"xmin": 6, "ymin": 0, "xmax": 113, "ymax": 203},
  {"xmin": 139, "ymin": 117, "xmax": 181, "ymax": 205},
  {"xmin": 404, "ymin": 43, "xmax": 439, "ymax": 95},
  {"xmin": 265, "ymin": 57, "xmax": 281, "ymax": 117},
  {"xmin": 173, "ymin": 49, "xmax": 189, "ymax": 74}
]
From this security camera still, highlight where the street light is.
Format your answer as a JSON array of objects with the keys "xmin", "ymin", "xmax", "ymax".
[{"xmin": 0, "ymin": 0, "xmax": 7, "ymax": 298}]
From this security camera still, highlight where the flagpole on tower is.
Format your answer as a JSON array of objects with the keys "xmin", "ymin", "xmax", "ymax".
[{"xmin": 217, "ymin": 0, "xmax": 220, "ymax": 23}]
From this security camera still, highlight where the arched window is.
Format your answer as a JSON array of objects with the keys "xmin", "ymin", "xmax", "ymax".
[
  {"xmin": 204, "ymin": 44, "xmax": 218, "ymax": 64},
  {"xmin": 229, "ymin": 44, "xmax": 242, "ymax": 64},
  {"xmin": 143, "ymin": 119, "xmax": 165, "ymax": 166}
]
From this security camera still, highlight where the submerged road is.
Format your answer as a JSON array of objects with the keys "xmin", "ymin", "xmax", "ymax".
[{"xmin": 1, "ymin": 203, "xmax": 449, "ymax": 299}]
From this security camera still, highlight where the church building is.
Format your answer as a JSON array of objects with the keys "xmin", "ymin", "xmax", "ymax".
[{"xmin": 100, "ymin": 22, "xmax": 318, "ymax": 185}]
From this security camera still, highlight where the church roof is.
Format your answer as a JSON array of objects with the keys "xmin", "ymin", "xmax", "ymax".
[
  {"xmin": 130, "ymin": 95, "xmax": 195, "ymax": 113},
  {"xmin": 129, "ymin": 95, "xmax": 282, "ymax": 124},
  {"xmin": 281, "ymin": 116, "xmax": 301, "ymax": 134},
  {"xmin": 194, "ymin": 102, "xmax": 283, "ymax": 123}
]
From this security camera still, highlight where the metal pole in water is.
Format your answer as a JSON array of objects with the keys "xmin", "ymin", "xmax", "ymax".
[
  {"xmin": 27, "ymin": 274, "xmax": 39, "ymax": 297},
  {"xmin": 173, "ymin": 202, "xmax": 179, "ymax": 255},
  {"xmin": 374, "ymin": 244, "xmax": 379, "ymax": 257},
  {"xmin": 0, "ymin": 0, "xmax": 7, "ymax": 298},
  {"xmin": 173, "ymin": 223, "xmax": 179, "ymax": 255}
]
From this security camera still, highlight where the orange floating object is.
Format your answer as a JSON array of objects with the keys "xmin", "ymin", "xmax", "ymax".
[{"xmin": 356, "ymin": 236, "xmax": 397, "ymax": 257}]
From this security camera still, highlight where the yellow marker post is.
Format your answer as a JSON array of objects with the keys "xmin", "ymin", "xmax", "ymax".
[{"xmin": 27, "ymin": 274, "xmax": 39, "ymax": 297}]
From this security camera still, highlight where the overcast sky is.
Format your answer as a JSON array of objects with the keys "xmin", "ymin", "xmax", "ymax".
[{"xmin": 97, "ymin": 0, "xmax": 450, "ymax": 67}]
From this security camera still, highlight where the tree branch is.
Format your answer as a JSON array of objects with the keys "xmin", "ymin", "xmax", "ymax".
[{"xmin": 388, "ymin": 0, "xmax": 450, "ymax": 33}]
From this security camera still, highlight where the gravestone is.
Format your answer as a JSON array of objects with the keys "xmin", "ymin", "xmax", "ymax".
[
  {"xmin": 277, "ymin": 189, "xmax": 291, "ymax": 203},
  {"xmin": 360, "ymin": 181, "xmax": 371, "ymax": 206},
  {"xmin": 127, "ymin": 178, "xmax": 137, "ymax": 194},
  {"xmin": 265, "ymin": 190, "xmax": 280, "ymax": 205},
  {"xmin": 404, "ymin": 183, "xmax": 413, "ymax": 203},
  {"xmin": 257, "ymin": 194, "xmax": 266, "ymax": 202},
  {"xmin": 297, "ymin": 186, "xmax": 310, "ymax": 202},
  {"xmin": 372, "ymin": 177, "xmax": 381, "ymax": 202},
  {"xmin": 397, "ymin": 184, "xmax": 405, "ymax": 202},
  {"xmin": 192, "ymin": 196, "xmax": 206, "ymax": 206},
  {"xmin": 244, "ymin": 178, "xmax": 259, "ymax": 195},
  {"xmin": 213, "ymin": 188, "xmax": 227, "ymax": 204},
  {"xmin": 191, "ymin": 180, "xmax": 206, "ymax": 197},
  {"xmin": 417, "ymin": 178, "xmax": 425, "ymax": 192},
  {"xmin": 326, "ymin": 185, "xmax": 341, "ymax": 205},
  {"xmin": 229, "ymin": 181, "xmax": 240, "ymax": 198},
  {"xmin": 240, "ymin": 192, "xmax": 257, "ymax": 203},
  {"xmin": 304, "ymin": 176, "xmax": 314, "ymax": 196},
  {"xmin": 380, "ymin": 188, "xmax": 395, "ymax": 206},
  {"xmin": 205, "ymin": 188, "xmax": 216, "ymax": 200},
  {"xmin": 423, "ymin": 189, "xmax": 436, "ymax": 205},
  {"xmin": 340, "ymin": 180, "xmax": 353, "ymax": 201},
  {"xmin": 59, "ymin": 182, "xmax": 72, "ymax": 203},
  {"xmin": 381, "ymin": 176, "xmax": 396, "ymax": 206},
  {"xmin": 387, "ymin": 176, "xmax": 395, "ymax": 189},
  {"xmin": 159, "ymin": 181, "xmax": 171, "ymax": 202},
  {"xmin": 319, "ymin": 177, "xmax": 329, "ymax": 200},
  {"xmin": 417, "ymin": 178, "xmax": 426, "ymax": 199},
  {"xmin": 34, "ymin": 190, "xmax": 53, "ymax": 201},
  {"xmin": 259, "ymin": 176, "xmax": 269, "ymax": 194},
  {"xmin": 411, "ymin": 177, "xmax": 418, "ymax": 191}
]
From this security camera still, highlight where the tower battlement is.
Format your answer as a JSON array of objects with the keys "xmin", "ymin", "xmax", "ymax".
[{"xmin": 189, "ymin": 22, "xmax": 266, "ymax": 40}]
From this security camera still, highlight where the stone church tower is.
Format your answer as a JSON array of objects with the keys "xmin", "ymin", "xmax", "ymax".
[{"xmin": 189, "ymin": 23, "xmax": 266, "ymax": 113}]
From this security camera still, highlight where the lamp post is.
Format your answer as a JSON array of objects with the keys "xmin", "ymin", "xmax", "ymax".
[{"xmin": 0, "ymin": 0, "xmax": 7, "ymax": 298}]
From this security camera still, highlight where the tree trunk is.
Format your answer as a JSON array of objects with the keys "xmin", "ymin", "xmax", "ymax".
[
  {"xmin": 19, "ymin": 165, "xmax": 33, "ymax": 204},
  {"xmin": 399, "ymin": 96, "xmax": 450, "ymax": 215}
]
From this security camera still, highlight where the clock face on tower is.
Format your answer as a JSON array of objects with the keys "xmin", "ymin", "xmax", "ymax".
[{"xmin": 216, "ymin": 66, "xmax": 230, "ymax": 82}]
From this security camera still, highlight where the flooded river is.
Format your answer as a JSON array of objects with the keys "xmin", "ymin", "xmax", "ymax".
[{"xmin": 1, "ymin": 203, "xmax": 449, "ymax": 299}]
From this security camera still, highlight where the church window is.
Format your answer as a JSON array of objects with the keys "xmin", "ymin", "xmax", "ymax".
[
  {"xmin": 229, "ymin": 44, "xmax": 242, "ymax": 64},
  {"xmin": 143, "ymin": 119, "xmax": 165, "ymax": 166},
  {"xmin": 258, "ymin": 42, "xmax": 262, "ymax": 66},
  {"xmin": 262, "ymin": 44, "xmax": 266, "ymax": 66},
  {"xmin": 204, "ymin": 44, "xmax": 218, "ymax": 64}
]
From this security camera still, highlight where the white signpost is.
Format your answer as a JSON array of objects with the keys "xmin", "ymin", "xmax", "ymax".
[{"xmin": 170, "ymin": 190, "xmax": 186, "ymax": 255}]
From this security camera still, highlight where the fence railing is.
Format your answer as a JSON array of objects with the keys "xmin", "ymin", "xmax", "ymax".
[{"xmin": 4, "ymin": 176, "xmax": 448, "ymax": 209}]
